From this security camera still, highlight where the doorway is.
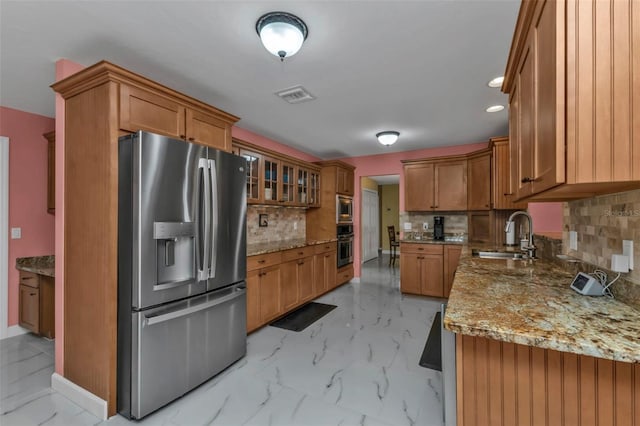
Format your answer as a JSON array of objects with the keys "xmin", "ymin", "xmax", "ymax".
[
  {"xmin": 361, "ymin": 188, "xmax": 379, "ymax": 263},
  {"xmin": 1, "ymin": 136, "xmax": 9, "ymax": 338}
]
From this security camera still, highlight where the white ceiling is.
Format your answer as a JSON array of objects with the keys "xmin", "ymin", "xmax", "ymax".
[{"xmin": 0, "ymin": 1, "xmax": 519, "ymax": 159}]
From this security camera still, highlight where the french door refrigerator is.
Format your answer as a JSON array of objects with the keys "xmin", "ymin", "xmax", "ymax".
[{"xmin": 117, "ymin": 131, "xmax": 247, "ymax": 419}]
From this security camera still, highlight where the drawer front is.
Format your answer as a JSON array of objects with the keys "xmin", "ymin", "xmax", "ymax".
[
  {"xmin": 19, "ymin": 271, "xmax": 40, "ymax": 288},
  {"xmin": 400, "ymin": 243, "xmax": 443, "ymax": 255},
  {"xmin": 282, "ymin": 246, "xmax": 315, "ymax": 262},
  {"xmin": 336, "ymin": 264, "xmax": 354, "ymax": 285},
  {"xmin": 314, "ymin": 242, "xmax": 337, "ymax": 254},
  {"xmin": 247, "ymin": 252, "xmax": 282, "ymax": 272}
]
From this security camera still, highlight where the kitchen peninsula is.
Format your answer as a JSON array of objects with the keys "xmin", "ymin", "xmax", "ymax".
[{"xmin": 444, "ymin": 246, "xmax": 640, "ymax": 425}]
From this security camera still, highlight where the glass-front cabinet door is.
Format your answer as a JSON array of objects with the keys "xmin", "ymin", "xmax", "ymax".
[
  {"xmin": 281, "ymin": 163, "xmax": 296, "ymax": 204},
  {"xmin": 263, "ymin": 157, "xmax": 279, "ymax": 203},
  {"xmin": 239, "ymin": 149, "xmax": 261, "ymax": 203},
  {"xmin": 309, "ymin": 170, "xmax": 321, "ymax": 208},
  {"xmin": 296, "ymin": 168, "xmax": 309, "ymax": 206}
]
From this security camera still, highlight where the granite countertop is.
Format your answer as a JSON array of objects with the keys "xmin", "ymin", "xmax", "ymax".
[
  {"xmin": 444, "ymin": 245, "xmax": 640, "ymax": 363},
  {"xmin": 247, "ymin": 238, "xmax": 338, "ymax": 256},
  {"xmin": 400, "ymin": 238, "xmax": 465, "ymax": 245},
  {"xmin": 16, "ymin": 256, "xmax": 55, "ymax": 277}
]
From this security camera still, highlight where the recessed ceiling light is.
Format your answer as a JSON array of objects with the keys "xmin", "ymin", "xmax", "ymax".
[
  {"xmin": 486, "ymin": 105, "xmax": 505, "ymax": 113},
  {"xmin": 487, "ymin": 76, "xmax": 504, "ymax": 88}
]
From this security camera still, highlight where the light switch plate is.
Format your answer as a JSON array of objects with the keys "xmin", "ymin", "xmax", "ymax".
[
  {"xmin": 11, "ymin": 227, "xmax": 21, "ymax": 239},
  {"xmin": 423, "ymin": 222, "xmax": 429, "ymax": 231},
  {"xmin": 569, "ymin": 231, "xmax": 578, "ymax": 251},
  {"xmin": 623, "ymin": 240, "xmax": 634, "ymax": 270}
]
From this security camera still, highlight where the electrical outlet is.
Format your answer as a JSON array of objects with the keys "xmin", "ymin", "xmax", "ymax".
[
  {"xmin": 423, "ymin": 222, "xmax": 429, "ymax": 231},
  {"xmin": 11, "ymin": 227, "xmax": 21, "ymax": 239},
  {"xmin": 569, "ymin": 231, "xmax": 578, "ymax": 251},
  {"xmin": 623, "ymin": 240, "xmax": 634, "ymax": 270},
  {"xmin": 403, "ymin": 222, "xmax": 412, "ymax": 231}
]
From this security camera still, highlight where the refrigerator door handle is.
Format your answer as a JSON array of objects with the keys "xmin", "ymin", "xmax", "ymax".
[
  {"xmin": 197, "ymin": 158, "xmax": 211, "ymax": 281},
  {"xmin": 208, "ymin": 159, "xmax": 218, "ymax": 279},
  {"xmin": 144, "ymin": 287, "xmax": 246, "ymax": 326}
]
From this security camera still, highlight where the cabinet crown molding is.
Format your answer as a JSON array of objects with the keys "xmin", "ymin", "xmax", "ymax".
[{"xmin": 51, "ymin": 60, "xmax": 239, "ymax": 124}]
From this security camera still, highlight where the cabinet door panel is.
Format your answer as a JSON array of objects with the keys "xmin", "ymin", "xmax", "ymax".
[
  {"xmin": 280, "ymin": 260, "xmax": 299, "ymax": 311},
  {"xmin": 120, "ymin": 85, "xmax": 185, "ymax": 138},
  {"xmin": 400, "ymin": 253, "xmax": 422, "ymax": 295},
  {"xmin": 325, "ymin": 252, "xmax": 337, "ymax": 291},
  {"xmin": 298, "ymin": 256, "xmax": 314, "ymax": 302},
  {"xmin": 19, "ymin": 284, "xmax": 39, "ymax": 333},
  {"xmin": 404, "ymin": 164, "xmax": 435, "ymax": 211},
  {"xmin": 185, "ymin": 109, "xmax": 230, "ymax": 151},
  {"xmin": 516, "ymin": 40, "xmax": 535, "ymax": 199},
  {"xmin": 443, "ymin": 245, "xmax": 462, "ymax": 298},
  {"xmin": 246, "ymin": 270, "xmax": 261, "ymax": 332},
  {"xmin": 468, "ymin": 154, "xmax": 491, "ymax": 210},
  {"xmin": 435, "ymin": 161, "xmax": 467, "ymax": 211},
  {"xmin": 420, "ymin": 255, "xmax": 444, "ymax": 297},
  {"xmin": 260, "ymin": 265, "xmax": 281, "ymax": 323}
]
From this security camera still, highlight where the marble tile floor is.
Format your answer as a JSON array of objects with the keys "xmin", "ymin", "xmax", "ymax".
[{"xmin": 1, "ymin": 255, "xmax": 445, "ymax": 426}]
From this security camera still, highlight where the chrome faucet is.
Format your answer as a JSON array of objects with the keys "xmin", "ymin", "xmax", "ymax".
[{"xmin": 505, "ymin": 211, "xmax": 536, "ymax": 258}]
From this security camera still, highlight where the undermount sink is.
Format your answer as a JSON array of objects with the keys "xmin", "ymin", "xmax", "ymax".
[{"xmin": 471, "ymin": 249, "xmax": 527, "ymax": 260}]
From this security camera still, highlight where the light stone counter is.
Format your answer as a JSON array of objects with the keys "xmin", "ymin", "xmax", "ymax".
[
  {"xmin": 247, "ymin": 238, "xmax": 337, "ymax": 256},
  {"xmin": 444, "ymin": 245, "xmax": 640, "ymax": 363}
]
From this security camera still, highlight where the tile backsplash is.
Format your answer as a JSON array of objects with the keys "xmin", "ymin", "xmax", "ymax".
[
  {"xmin": 399, "ymin": 212, "xmax": 468, "ymax": 238},
  {"xmin": 563, "ymin": 189, "xmax": 640, "ymax": 307},
  {"xmin": 247, "ymin": 206, "xmax": 306, "ymax": 244}
]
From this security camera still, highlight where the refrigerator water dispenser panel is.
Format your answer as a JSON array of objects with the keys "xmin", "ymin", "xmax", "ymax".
[{"xmin": 153, "ymin": 222, "xmax": 195, "ymax": 288}]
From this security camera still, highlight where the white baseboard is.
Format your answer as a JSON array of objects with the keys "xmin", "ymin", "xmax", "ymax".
[
  {"xmin": 380, "ymin": 250, "xmax": 400, "ymax": 255},
  {"xmin": 51, "ymin": 373, "xmax": 108, "ymax": 420},
  {"xmin": 2, "ymin": 325, "xmax": 29, "ymax": 340},
  {"xmin": 350, "ymin": 277, "xmax": 361, "ymax": 283}
]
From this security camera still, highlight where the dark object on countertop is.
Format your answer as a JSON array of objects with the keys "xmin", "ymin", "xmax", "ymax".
[
  {"xmin": 433, "ymin": 216, "xmax": 445, "ymax": 241},
  {"xmin": 419, "ymin": 312, "xmax": 442, "ymax": 371},
  {"xmin": 270, "ymin": 302, "xmax": 337, "ymax": 332}
]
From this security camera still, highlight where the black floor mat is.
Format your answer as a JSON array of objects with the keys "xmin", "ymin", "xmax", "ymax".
[
  {"xmin": 419, "ymin": 312, "xmax": 442, "ymax": 371},
  {"xmin": 270, "ymin": 302, "xmax": 337, "ymax": 332}
]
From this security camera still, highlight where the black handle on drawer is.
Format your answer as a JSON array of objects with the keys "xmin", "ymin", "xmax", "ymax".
[{"xmin": 258, "ymin": 260, "xmax": 266, "ymax": 264}]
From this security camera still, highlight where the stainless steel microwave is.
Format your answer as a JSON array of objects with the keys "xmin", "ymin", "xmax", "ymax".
[{"xmin": 336, "ymin": 195, "xmax": 353, "ymax": 224}]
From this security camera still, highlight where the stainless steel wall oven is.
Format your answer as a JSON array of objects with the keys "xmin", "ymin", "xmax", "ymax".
[{"xmin": 337, "ymin": 224, "xmax": 354, "ymax": 267}]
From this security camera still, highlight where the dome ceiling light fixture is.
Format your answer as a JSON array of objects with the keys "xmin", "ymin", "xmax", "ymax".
[
  {"xmin": 486, "ymin": 105, "xmax": 505, "ymax": 113},
  {"xmin": 256, "ymin": 11, "xmax": 308, "ymax": 61},
  {"xmin": 376, "ymin": 131, "xmax": 400, "ymax": 146}
]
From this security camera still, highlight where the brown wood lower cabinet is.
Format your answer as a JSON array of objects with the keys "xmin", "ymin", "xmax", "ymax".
[
  {"xmin": 456, "ymin": 334, "xmax": 640, "ymax": 426},
  {"xmin": 246, "ymin": 242, "xmax": 341, "ymax": 333},
  {"xmin": 400, "ymin": 243, "xmax": 462, "ymax": 298},
  {"xmin": 18, "ymin": 271, "xmax": 55, "ymax": 338},
  {"xmin": 314, "ymin": 244, "xmax": 337, "ymax": 295}
]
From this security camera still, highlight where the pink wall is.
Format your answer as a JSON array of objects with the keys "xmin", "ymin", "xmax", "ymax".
[
  {"xmin": 232, "ymin": 127, "xmax": 320, "ymax": 163},
  {"xmin": 528, "ymin": 202, "xmax": 563, "ymax": 233},
  {"xmin": 54, "ymin": 59, "xmax": 85, "ymax": 374},
  {"xmin": 338, "ymin": 142, "xmax": 489, "ymax": 277},
  {"xmin": 0, "ymin": 107, "xmax": 55, "ymax": 326}
]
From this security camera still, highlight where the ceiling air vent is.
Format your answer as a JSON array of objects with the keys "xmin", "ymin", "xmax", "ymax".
[{"xmin": 275, "ymin": 85, "xmax": 315, "ymax": 104}]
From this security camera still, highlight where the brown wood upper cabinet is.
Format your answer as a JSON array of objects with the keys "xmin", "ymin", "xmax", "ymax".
[
  {"xmin": 503, "ymin": 0, "xmax": 640, "ymax": 201},
  {"xmin": 336, "ymin": 165, "xmax": 355, "ymax": 196},
  {"xmin": 404, "ymin": 159, "xmax": 467, "ymax": 211},
  {"xmin": 43, "ymin": 131, "xmax": 55, "ymax": 214},
  {"xmin": 120, "ymin": 83, "xmax": 233, "ymax": 152},
  {"xmin": 491, "ymin": 137, "xmax": 528, "ymax": 210},
  {"xmin": 467, "ymin": 150, "xmax": 491, "ymax": 210},
  {"xmin": 233, "ymin": 139, "xmax": 321, "ymax": 207}
]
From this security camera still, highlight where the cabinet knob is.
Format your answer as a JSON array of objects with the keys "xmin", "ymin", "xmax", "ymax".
[
  {"xmin": 188, "ymin": 137, "xmax": 195, "ymax": 142},
  {"xmin": 298, "ymin": 251, "xmax": 304, "ymax": 255},
  {"xmin": 504, "ymin": 193, "xmax": 513, "ymax": 196},
  {"xmin": 258, "ymin": 260, "xmax": 266, "ymax": 264},
  {"xmin": 180, "ymin": 135, "xmax": 186, "ymax": 139},
  {"xmin": 298, "ymin": 260, "xmax": 304, "ymax": 265},
  {"xmin": 418, "ymin": 247, "xmax": 424, "ymax": 251},
  {"xmin": 521, "ymin": 177, "xmax": 533, "ymax": 183},
  {"xmin": 30, "ymin": 292, "xmax": 36, "ymax": 296}
]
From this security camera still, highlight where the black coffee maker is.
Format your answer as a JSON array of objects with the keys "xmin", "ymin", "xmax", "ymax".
[{"xmin": 433, "ymin": 216, "xmax": 445, "ymax": 240}]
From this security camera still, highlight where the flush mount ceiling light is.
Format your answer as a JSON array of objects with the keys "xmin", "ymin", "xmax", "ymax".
[
  {"xmin": 487, "ymin": 76, "xmax": 504, "ymax": 88},
  {"xmin": 376, "ymin": 131, "xmax": 400, "ymax": 146},
  {"xmin": 256, "ymin": 11, "xmax": 308, "ymax": 61},
  {"xmin": 486, "ymin": 105, "xmax": 505, "ymax": 113}
]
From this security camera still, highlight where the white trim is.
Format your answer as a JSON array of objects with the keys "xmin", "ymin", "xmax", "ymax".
[
  {"xmin": 5, "ymin": 325, "xmax": 29, "ymax": 339},
  {"xmin": 0, "ymin": 136, "xmax": 9, "ymax": 340},
  {"xmin": 51, "ymin": 373, "xmax": 108, "ymax": 420}
]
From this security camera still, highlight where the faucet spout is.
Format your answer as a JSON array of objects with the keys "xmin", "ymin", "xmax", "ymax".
[{"xmin": 505, "ymin": 210, "xmax": 536, "ymax": 258}]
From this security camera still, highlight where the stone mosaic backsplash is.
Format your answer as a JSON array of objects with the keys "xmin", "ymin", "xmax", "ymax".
[
  {"xmin": 561, "ymin": 189, "xmax": 640, "ymax": 308},
  {"xmin": 399, "ymin": 212, "xmax": 468, "ymax": 239},
  {"xmin": 247, "ymin": 205, "xmax": 306, "ymax": 244}
]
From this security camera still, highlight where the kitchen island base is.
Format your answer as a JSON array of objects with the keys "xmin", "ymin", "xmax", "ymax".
[{"xmin": 456, "ymin": 334, "xmax": 640, "ymax": 426}]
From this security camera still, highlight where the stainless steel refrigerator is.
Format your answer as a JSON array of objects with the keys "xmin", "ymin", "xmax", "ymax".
[{"xmin": 117, "ymin": 131, "xmax": 247, "ymax": 419}]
